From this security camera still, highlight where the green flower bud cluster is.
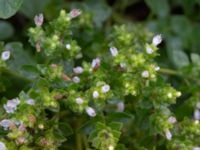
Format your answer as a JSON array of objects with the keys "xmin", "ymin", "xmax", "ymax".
[
  {"xmin": 28, "ymin": 10, "xmax": 81, "ymax": 58},
  {"xmin": 89, "ymin": 122, "xmax": 122, "ymax": 150}
]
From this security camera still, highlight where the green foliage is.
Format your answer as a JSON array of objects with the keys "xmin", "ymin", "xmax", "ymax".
[
  {"xmin": 0, "ymin": 0, "xmax": 23, "ymax": 19},
  {"xmin": 0, "ymin": 0, "xmax": 200, "ymax": 150},
  {"xmin": 0, "ymin": 21, "xmax": 14, "ymax": 40}
]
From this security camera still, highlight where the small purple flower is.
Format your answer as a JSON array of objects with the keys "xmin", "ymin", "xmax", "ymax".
[
  {"xmin": 117, "ymin": 102, "xmax": 125, "ymax": 112},
  {"xmin": 91, "ymin": 58, "xmax": 101, "ymax": 69},
  {"xmin": 3, "ymin": 98, "xmax": 20, "ymax": 113},
  {"xmin": 168, "ymin": 116, "xmax": 177, "ymax": 124},
  {"xmin": 26, "ymin": 99, "xmax": 35, "ymax": 105},
  {"xmin": 0, "ymin": 141, "xmax": 6, "ymax": 150},
  {"xmin": 1, "ymin": 51, "xmax": 10, "ymax": 61},
  {"xmin": 154, "ymin": 66, "xmax": 160, "ymax": 71},
  {"xmin": 193, "ymin": 147, "xmax": 200, "ymax": 150},
  {"xmin": 93, "ymin": 91, "xmax": 99, "ymax": 99},
  {"xmin": 73, "ymin": 66, "xmax": 83, "ymax": 74},
  {"xmin": 86, "ymin": 107, "xmax": 96, "ymax": 117},
  {"xmin": 165, "ymin": 129, "xmax": 172, "ymax": 140},
  {"xmin": 101, "ymin": 84, "xmax": 110, "ymax": 93},
  {"xmin": 65, "ymin": 44, "xmax": 71, "ymax": 50},
  {"xmin": 69, "ymin": 9, "xmax": 82, "ymax": 18},
  {"xmin": 110, "ymin": 47, "xmax": 118, "ymax": 57},
  {"xmin": 152, "ymin": 34, "xmax": 162, "ymax": 46},
  {"xmin": 72, "ymin": 76, "xmax": 80, "ymax": 83},
  {"xmin": 0, "ymin": 119, "xmax": 12, "ymax": 130},
  {"xmin": 141, "ymin": 70, "xmax": 149, "ymax": 78},
  {"xmin": 75, "ymin": 97, "xmax": 83, "ymax": 105},
  {"xmin": 146, "ymin": 46, "xmax": 153, "ymax": 54},
  {"xmin": 194, "ymin": 109, "xmax": 200, "ymax": 120},
  {"xmin": 34, "ymin": 13, "xmax": 44, "ymax": 27}
]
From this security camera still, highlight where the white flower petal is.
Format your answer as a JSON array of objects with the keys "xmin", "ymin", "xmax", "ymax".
[
  {"xmin": 26, "ymin": 99, "xmax": 35, "ymax": 105},
  {"xmin": 91, "ymin": 58, "xmax": 101, "ymax": 69},
  {"xmin": 141, "ymin": 70, "xmax": 149, "ymax": 78},
  {"xmin": 146, "ymin": 46, "xmax": 153, "ymax": 54},
  {"xmin": 86, "ymin": 107, "xmax": 96, "ymax": 117},
  {"xmin": 193, "ymin": 147, "xmax": 200, "ymax": 150},
  {"xmin": 0, "ymin": 141, "xmax": 6, "ymax": 150},
  {"xmin": 34, "ymin": 13, "xmax": 44, "ymax": 27},
  {"xmin": 117, "ymin": 102, "xmax": 125, "ymax": 112},
  {"xmin": 194, "ymin": 109, "xmax": 200, "ymax": 120},
  {"xmin": 93, "ymin": 91, "xmax": 99, "ymax": 99},
  {"xmin": 73, "ymin": 66, "xmax": 83, "ymax": 74},
  {"xmin": 168, "ymin": 116, "xmax": 177, "ymax": 124},
  {"xmin": 72, "ymin": 76, "xmax": 80, "ymax": 83},
  {"xmin": 1, "ymin": 51, "xmax": 10, "ymax": 61},
  {"xmin": 110, "ymin": 47, "xmax": 118, "ymax": 57},
  {"xmin": 69, "ymin": 9, "xmax": 82, "ymax": 18},
  {"xmin": 152, "ymin": 34, "xmax": 162, "ymax": 46},
  {"xmin": 75, "ymin": 97, "xmax": 83, "ymax": 105},
  {"xmin": 165, "ymin": 129, "xmax": 172, "ymax": 140},
  {"xmin": 101, "ymin": 84, "xmax": 110, "ymax": 93},
  {"xmin": 65, "ymin": 44, "xmax": 71, "ymax": 50}
]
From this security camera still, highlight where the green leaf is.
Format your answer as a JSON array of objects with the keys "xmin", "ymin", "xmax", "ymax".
[
  {"xmin": 20, "ymin": 0, "xmax": 50, "ymax": 19},
  {"xmin": 166, "ymin": 37, "xmax": 190, "ymax": 68},
  {"xmin": 0, "ymin": 0, "xmax": 23, "ymax": 19},
  {"xmin": 191, "ymin": 53, "xmax": 200, "ymax": 64},
  {"xmin": 5, "ymin": 42, "xmax": 36, "ymax": 79},
  {"xmin": 58, "ymin": 122, "xmax": 73, "ymax": 137},
  {"xmin": 170, "ymin": 50, "xmax": 190, "ymax": 68},
  {"xmin": 107, "ymin": 112, "xmax": 134, "ymax": 123},
  {"xmin": 145, "ymin": 0, "xmax": 169, "ymax": 18},
  {"xmin": 170, "ymin": 16, "xmax": 191, "ymax": 38},
  {"xmin": 0, "ymin": 21, "xmax": 14, "ymax": 40},
  {"xmin": 85, "ymin": 0, "xmax": 111, "ymax": 27},
  {"xmin": 108, "ymin": 122, "xmax": 123, "ymax": 131}
]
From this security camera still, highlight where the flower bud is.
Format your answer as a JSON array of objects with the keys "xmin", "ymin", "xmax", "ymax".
[
  {"xmin": 38, "ymin": 124, "xmax": 44, "ymax": 130},
  {"xmin": 16, "ymin": 137, "xmax": 26, "ymax": 144},
  {"xmin": 167, "ymin": 93, "xmax": 172, "ymax": 98},
  {"xmin": 168, "ymin": 116, "xmax": 177, "ymax": 124},
  {"xmin": 93, "ymin": 91, "xmax": 99, "ymax": 99},
  {"xmin": 65, "ymin": 43, "xmax": 71, "ymax": 50},
  {"xmin": 117, "ymin": 102, "xmax": 125, "ymax": 112},
  {"xmin": 141, "ymin": 70, "xmax": 149, "ymax": 78},
  {"xmin": 165, "ymin": 129, "xmax": 172, "ymax": 140},
  {"xmin": 75, "ymin": 97, "xmax": 83, "ymax": 105},
  {"xmin": 146, "ymin": 46, "xmax": 153, "ymax": 54},
  {"xmin": 109, "ymin": 145, "xmax": 114, "ymax": 150},
  {"xmin": 110, "ymin": 47, "xmax": 118, "ymax": 57},
  {"xmin": 155, "ymin": 66, "xmax": 160, "ymax": 71},
  {"xmin": 197, "ymin": 102, "xmax": 200, "ymax": 109}
]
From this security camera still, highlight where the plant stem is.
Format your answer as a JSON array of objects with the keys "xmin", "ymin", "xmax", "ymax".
[
  {"xmin": 159, "ymin": 68, "xmax": 200, "ymax": 84},
  {"xmin": 76, "ymin": 119, "xmax": 83, "ymax": 150}
]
